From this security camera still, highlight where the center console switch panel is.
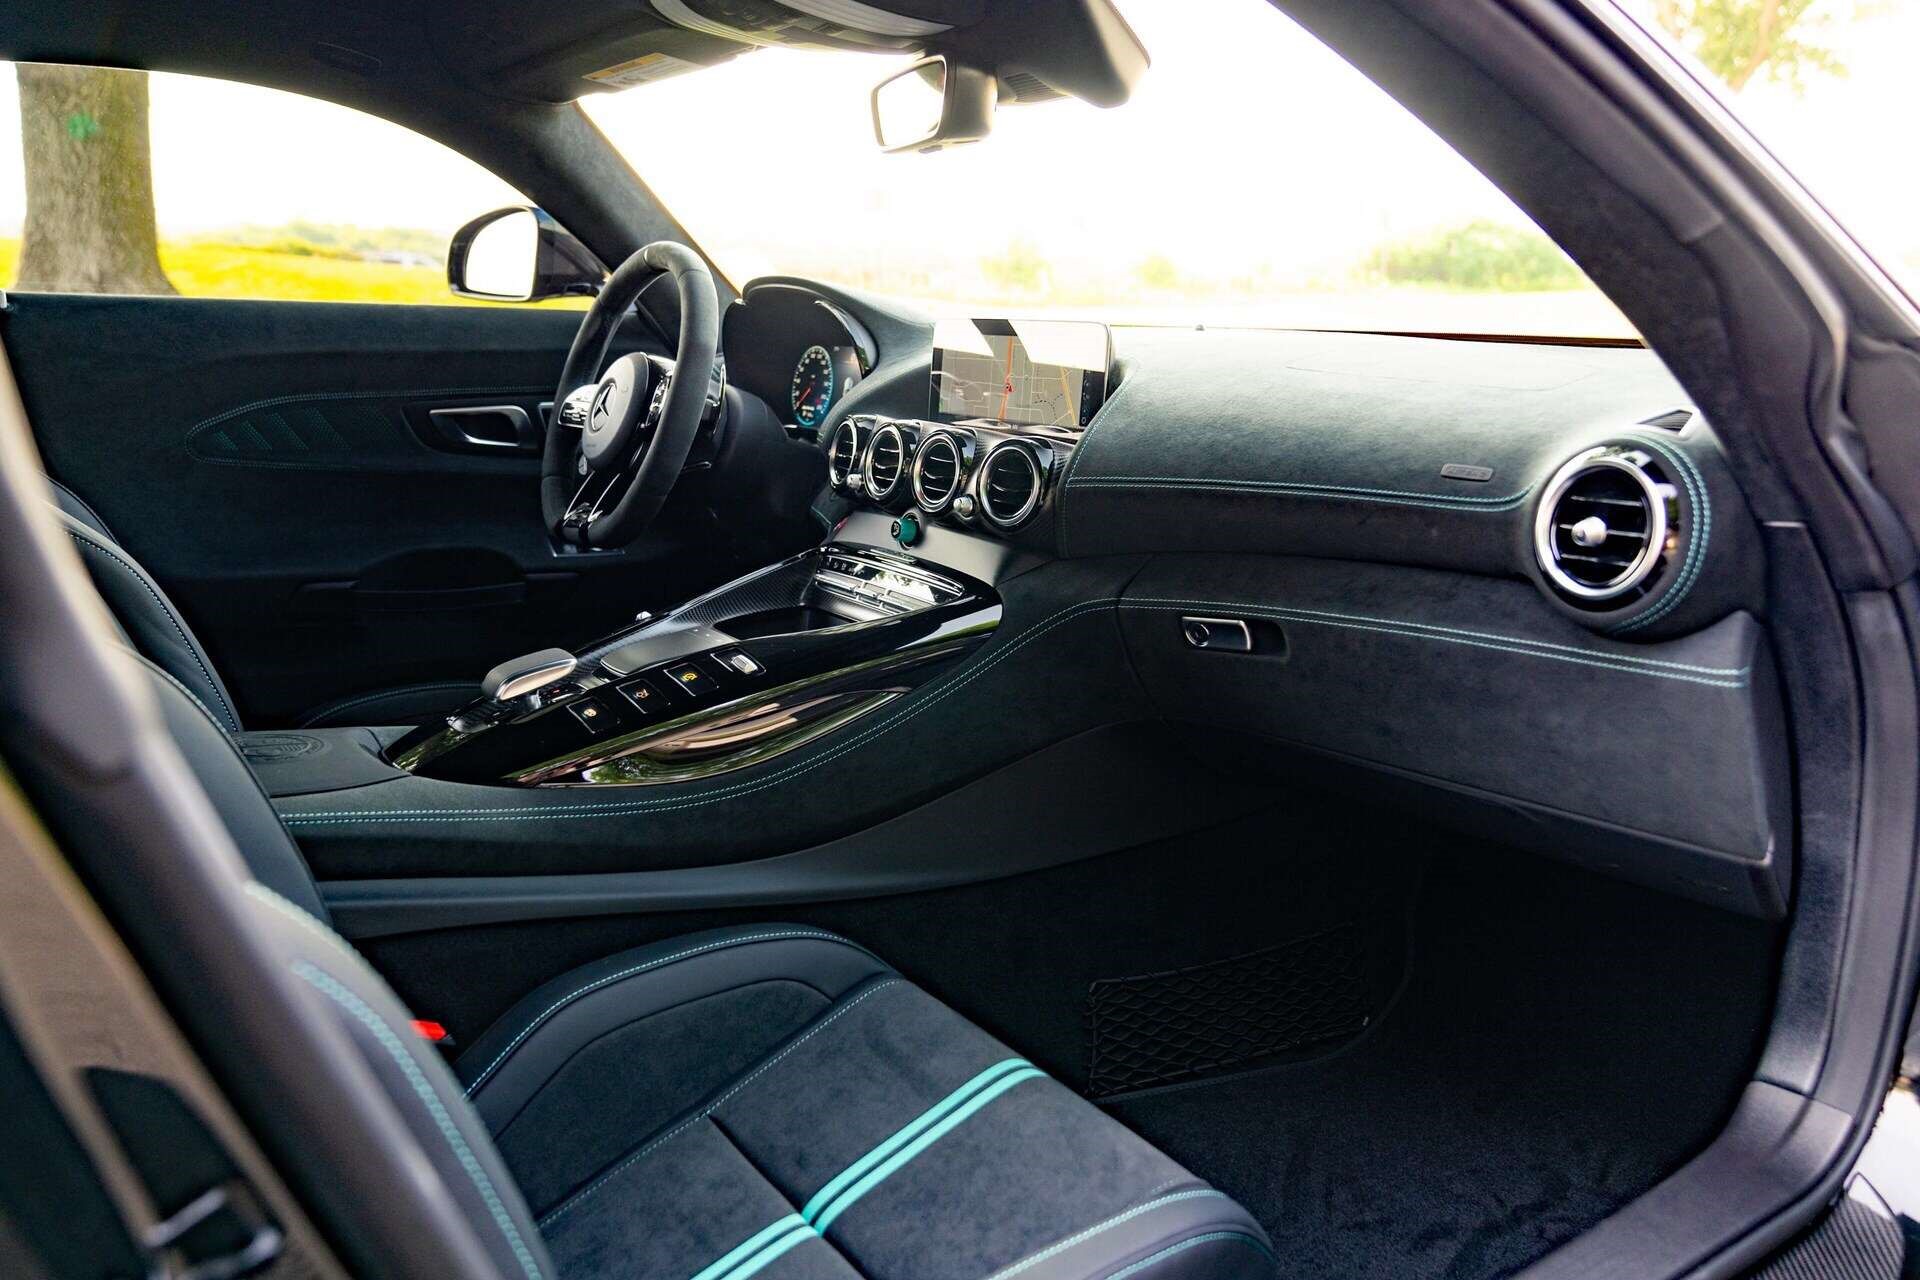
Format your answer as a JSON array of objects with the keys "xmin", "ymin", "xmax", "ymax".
[{"xmin": 385, "ymin": 545, "xmax": 999, "ymax": 787}]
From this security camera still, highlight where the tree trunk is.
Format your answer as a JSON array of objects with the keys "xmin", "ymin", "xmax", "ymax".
[{"xmin": 14, "ymin": 64, "xmax": 175, "ymax": 295}]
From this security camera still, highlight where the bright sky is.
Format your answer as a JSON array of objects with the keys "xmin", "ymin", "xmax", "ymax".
[{"xmin": 0, "ymin": 0, "xmax": 1914, "ymax": 330}]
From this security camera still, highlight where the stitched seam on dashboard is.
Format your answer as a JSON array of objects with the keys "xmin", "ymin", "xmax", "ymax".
[
  {"xmin": 1611, "ymin": 434, "xmax": 1710, "ymax": 634},
  {"xmin": 462, "ymin": 930, "xmax": 879, "ymax": 1097},
  {"xmin": 1057, "ymin": 373, "xmax": 1142, "ymax": 556},
  {"xmin": 281, "ymin": 597, "xmax": 1123, "ymax": 826},
  {"xmin": 67, "ymin": 529, "xmax": 241, "ymax": 731},
  {"xmin": 1125, "ymin": 599, "xmax": 1747, "ymax": 687},
  {"xmin": 538, "ymin": 978, "xmax": 904, "ymax": 1228},
  {"xmin": 1127, "ymin": 596, "xmax": 1746, "ymax": 676},
  {"xmin": 1068, "ymin": 475, "xmax": 1531, "ymax": 509}
]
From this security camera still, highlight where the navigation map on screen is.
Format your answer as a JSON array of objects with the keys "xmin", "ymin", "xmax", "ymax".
[{"xmin": 929, "ymin": 319, "xmax": 1110, "ymax": 428}]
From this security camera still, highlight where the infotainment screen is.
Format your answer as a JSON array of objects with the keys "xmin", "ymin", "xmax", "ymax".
[{"xmin": 929, "ymin": 318, "xmax": 1112, "ymax": 428}]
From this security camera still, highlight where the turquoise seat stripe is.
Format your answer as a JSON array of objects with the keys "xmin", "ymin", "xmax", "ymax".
[
  {"xmin": 683, "ymin": 1058, "xmax": 1048, "ymax": 1280},
  {"xmin": 718, "ymin": 1225, "xmax": 815, "ymax": 1280},
  {"xmin": 800, "ymin": 1058, "xmax": 1033, "ymax": 1223},
  {"xmin": 812, "ymin": 1067, "xmax": 1046, "ymax": 1233},
  {"xmin": 688, "ymin": 1215, "xmax": 808, "ymax": 1280}
]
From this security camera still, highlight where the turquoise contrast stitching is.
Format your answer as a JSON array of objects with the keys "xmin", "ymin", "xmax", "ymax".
[
  {"xmin": 1067, "ymin": 474, "xmax": 1531, "ymax": 511},
  {"xmin": 244, "ymin": 882, "xmax": 361, "ymax": 962},
  {"xmin": 1612, "ymin": 434, "xmax": 1711, "ymax": 634},
  {"xmin": 1101, "ymin": 1232, "xmax": 1273, "ymax": 1280},
  {"xmin": 67, "ymin": 529, "xmax": 241, "ymax": 731},
  {"xmin": 292, "ymin": 962, "xmax": 545, "ymax": 1280},
  {"xmin": 982, "ymin": 1190, "xmax": 1230, "ymax": 1280},
  {"xmin": 1055, "ymin": 372, "xmax": 1134, "ymax": 555},
  {"xmin": 465, "ymin": 931, "xmax": 875, "ymax": 1097},
  {"xmin": 801, "ymin": 1059, "xmax": 1033, "ymax": 1224},
  {"xmin": 283, "ymin": 597, "xmax": 1123, "ymax": 827},
  {"xmin": 1125, "ymin": 596, "xmax": 1748, "ymax": 686},
  {"xmin": 810, "ymin": 1064, "xmax": 1046, "ymax": 1233},
  {"xmin": 538, "ymin": 979, "xmax": 904, "ymax": 1228}
]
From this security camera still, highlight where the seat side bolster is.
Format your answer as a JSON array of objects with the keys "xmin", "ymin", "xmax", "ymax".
[
  {"xmin": 460, "ymin": 929, "xmax": 892, "ymax": 1127},
  {"xmin": 60, "ymin": 513, "xmax": 242, "ymax": 732},
  {"xmin": 985, "ymin": 1187, "xmax": 1274, "ymax": 1280}
]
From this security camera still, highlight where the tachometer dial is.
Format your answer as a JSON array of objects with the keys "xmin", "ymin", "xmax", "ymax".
[{"xmin": 790, "ymin": 344, "xmax": 837, "ymax": 429}]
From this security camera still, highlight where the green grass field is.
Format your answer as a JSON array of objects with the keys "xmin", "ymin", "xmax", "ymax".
[{"xmin": 0, "ymin": 238, "xmax": 586, "ymax": 308}]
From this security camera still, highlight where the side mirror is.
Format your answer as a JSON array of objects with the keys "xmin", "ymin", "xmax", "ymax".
[
  {"xmin": 447, "ymin": 206, "xmax": 604, "ymax": 303},
  {"xmin": 871, "ymin": 55, "xmax": 995, "ymax": 154}
]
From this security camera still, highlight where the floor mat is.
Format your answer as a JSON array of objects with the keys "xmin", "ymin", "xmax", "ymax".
[{"xmin": 1104, "ymin": 846, "xmax": 1777, "ymax": 1280}]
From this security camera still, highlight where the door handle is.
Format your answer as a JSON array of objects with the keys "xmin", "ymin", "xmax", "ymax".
[{"xmin": 428, "ymin": 405, "xmax": 535, "ymax": 451}]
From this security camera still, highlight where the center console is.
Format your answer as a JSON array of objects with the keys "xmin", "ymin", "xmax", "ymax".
[
  {"xmin": 256, "ymin": 319, "xmax": 1112, "ymax": 796},
  {"xmin": 378, "ymin": 542, "xmax": 1001, "ymax": 787}
]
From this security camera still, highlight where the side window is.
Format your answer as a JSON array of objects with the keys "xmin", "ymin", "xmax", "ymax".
[{"xmin": 0, "ymin": 63, "xmax": 580, "ymax": 307}]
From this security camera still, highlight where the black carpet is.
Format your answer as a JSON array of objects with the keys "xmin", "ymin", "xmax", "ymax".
[{"xmin": 1104, "ymin": 845, "xmax": 1778, "ymax": 1280}]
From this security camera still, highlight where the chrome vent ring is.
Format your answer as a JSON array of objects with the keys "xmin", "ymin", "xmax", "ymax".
[
  {"xmin": 1533, "ymin": 445, "xmax": 1677, "ymax": 605},
  {"xmin": 976, "ymin": 441, "xmax": 1045, "ymax": 529},
  {"xmin": 863, "ymin": 421, "xmax": 910, "ymax": 501},
  {"xmin": 827, "ymin": 418, "xmax": 866, "ymax": 491},
  {"xmin": 911, "ymin": 431, "xmax": 965, "ymax": 512}
]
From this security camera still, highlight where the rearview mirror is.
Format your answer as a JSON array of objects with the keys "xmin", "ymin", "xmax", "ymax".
[
  {"xmin": 871, "ymin": 56, "xmax": 995, "ymax": 154},
  {"xmin": 447, "ymin": 206, "xmax": 604, "ymax": 302}
]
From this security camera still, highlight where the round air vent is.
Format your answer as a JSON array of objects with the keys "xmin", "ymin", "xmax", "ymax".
[
  {"xmin": 911, "ymin": 431, "xmax": 966, "ymax": 512},
  {"xmin": 862, "ymin": 421, "xmax": 915, "ymax": 502},
  {"xmin": 1533, "ymin": 445, "xmax": 1678, "ymax": 606},
  {"xmin": 826, "ymin": 418, "xmax": 867, "ymax": 491},
  {"xmin": 976, "ymin": 441, "xmax": 1045, "ymax": 529}
]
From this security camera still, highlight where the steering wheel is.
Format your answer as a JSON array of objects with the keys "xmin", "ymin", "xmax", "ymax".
[{"xmin": 542, "ymin": 241, "xmax": 721, "ymax": 548}]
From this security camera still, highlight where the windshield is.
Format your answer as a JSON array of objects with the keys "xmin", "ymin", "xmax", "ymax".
[{"xmin": 586, "ymin": 0, "xmax": 1636, "ymax": 338}]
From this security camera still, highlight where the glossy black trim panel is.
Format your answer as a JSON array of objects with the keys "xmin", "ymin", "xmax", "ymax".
[
  {"xmin": 386, "ymin": 543, "xmax": 1001, "ymax": 787},
  {"xmin": 320, "ymin": 724, "xmax": 1278, "ymax": 939}
]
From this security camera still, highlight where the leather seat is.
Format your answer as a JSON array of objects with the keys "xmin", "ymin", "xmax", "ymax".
[
  {"xmin": 146, "ymin": 652, "xmax": 1276, "ymax": 1280},
  {"xmin": 46, "ymin": 477, "xmax": 475, "ymax": 728}
]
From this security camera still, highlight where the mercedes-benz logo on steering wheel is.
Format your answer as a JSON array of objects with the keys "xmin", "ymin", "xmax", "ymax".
[{"xmin": 588, "ymin": 382, "xmax": 616, "ymax": 433}]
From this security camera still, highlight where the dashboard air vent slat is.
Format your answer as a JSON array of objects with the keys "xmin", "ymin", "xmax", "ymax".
[
  {"xmin": 1533, "ymin": 444, "xmax": 1678, "ymax": 609},
  {"xmin": 862, "ymin": 421, "xmax": 911, "ymax": 502},
  {"xmin": 977, "ymin": 442, "xmax": 1044, "ymax": 529},
  {"xmin": 911, "ymin": 431, "xmax": 964, "ymax": 512},
  {"xmin": 827, "ymin": 418, "xmax": 866, "ymax": 491}
]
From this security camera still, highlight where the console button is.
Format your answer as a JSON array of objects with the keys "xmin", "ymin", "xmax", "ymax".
[
  {"xmin": 616, "ymin": 678, "xmax": 669, "ymax": 716},
  {"xmin": 661, "ymin": 662, "xmax": 718, "ymax": 698},
  {"xmin": 567, "ymin": 696, "xmax": 614, "ymax": 733}
]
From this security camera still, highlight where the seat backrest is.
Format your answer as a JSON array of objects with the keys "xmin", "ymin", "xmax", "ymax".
[
  {"xmin": 48, "ymin": 484, "xmax": 244, "ymax": 733},
  {"xmin": 2, "ymin": 351, "xmax": 537, "ymax": 1279}
]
